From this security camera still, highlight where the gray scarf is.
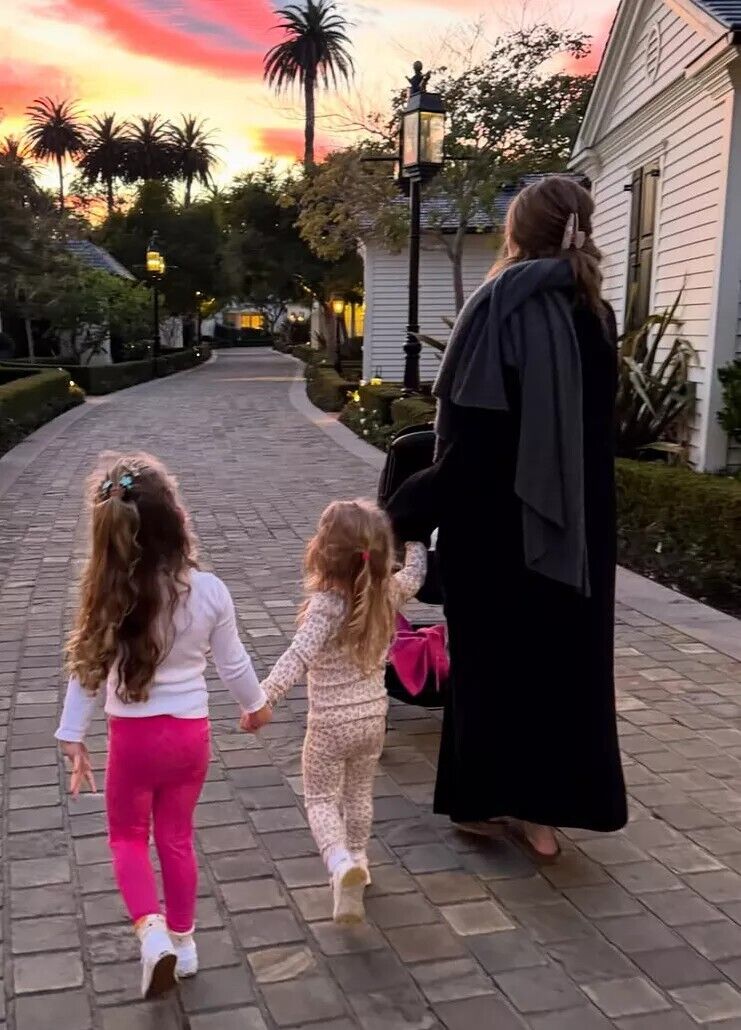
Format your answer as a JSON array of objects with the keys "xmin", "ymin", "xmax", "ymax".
[{"xmin": 433, "ymin": 258, "xmax": 589, "ymax": 596}]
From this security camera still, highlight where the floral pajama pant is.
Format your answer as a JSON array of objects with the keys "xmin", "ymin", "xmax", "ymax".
[{"xmin": 302, "ymin": 716, "xmax": 386, "ymax": 865}]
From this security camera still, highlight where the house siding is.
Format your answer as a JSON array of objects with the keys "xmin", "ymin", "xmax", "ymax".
[
  {"xmin": 605, "ymin": 0, "xmax": 709, "ymax": 133},
  {"xmin": 361, "ymin": 234, "xmax": 497, "ymax": 383}
]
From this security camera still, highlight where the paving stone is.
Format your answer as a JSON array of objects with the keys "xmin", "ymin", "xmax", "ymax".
[
  {"xmin": 528, "ymin": 1009, "xmax": 612, "ymax": 1029},
  {"xmin": 178, "ymin": 965, "xmax": 256, "ymax": 1011},
  {"xmin": 12, "ymin": 913, "xmax": 79, "ymax": 953},
  {"xmin": 275, "ymin": 855, "xmax": 327, "ymax": 887},
  {"xmin": 250, "ymin": 807, "xmax": 307, "ymax": 832},
  {"xmin": 652, "ymin": 843, "xmax": 724, "ymax": 874},
  {"xmin": 209, "ymin": 852, "xmax": 273, "ymax": 882},
  {"xmin": 10, "ymin": 856, "xmax": 70, "ymax": 888},
  {"xmin": 490, "ymin": 875, "xmax": 561, "ymax": 909},
  {"xmin": 366, "ymin": 893, "xmax": 438, "ymax": 928},
  {"xmin": 514, "ymin": 899, "xmax": 596, "ymax": 943},
  {"xmin": 615, "ymin": 1014, "xmax": 696, "ymax": 1030},
  {"xmin": 261, "ymin": 974, "xmax": 347, "ymax": 1026},
  {"xmin": 16, "ymin": 990, "xmax": 92, "ymax": 1030},
  {"xmin": 349, "ymin": 984, "xmax": 438, "ymax": 1030},
  {"xmin": 290, "ymin": 885, "xmax": 334, "ymax": 921},
  {"xmin": 598, "ymin": 913, "xmax": 683, "ymax": 953},
  {"xmin": 189, "ymin": 928, "xmax": 241, "ymax": 968},
  {"xmin": 583, "ymin": 977, "xmax": 671, "ymax": 1018},
  {"xmin": 671, "ymin": 982, "xmax": 741, "ymax": 1023},
  {"xmin": 247, "ymin": 944, "xmax": 316, "ymax": 982},
  {"xmin": 101, "ymin": 1000, "xmax": 183, "ymax": 1029},
  {"xmin": 410, "ymin": 958, "xmax": 495, "ymax": 1004},
  {"xmin": 609, "ymin": 860, "xmax": 684, "ymax": 894},
  {"xmin": 198, "ymin": 824, "xmax": 256, "ymax": 853},
  {"xmin": 495, "ymin": 966, "xmax": 585, "ymax": 1013},
  {"xmin": 190, "ymin": 1010, "xmax": 268, "ymax": 1030},
  {"xmin": 366, "ymin": 864, "xmax": 417, "ymax": 896},
  {"xmin": 433, "ymin": 994, "xmax": 525, "ymax": 1029},
  {"xmin": 441, "ymin": 900, "xmax": 514, "ymax": 935},
  {"xmin": 468, "ymin": 930, "xmax": 548, "ymax": 973},
  {"xmin": 397, "ymin": 844, "xmax": 461, "ymax": 874},
  {"xmin": 565, "ymin": 883, "xmax": 643, "ymax": 918},
  {"xmin": 221, "ymin": 877, "xmax": 286, "ymax": 912},
  {"xmin": 631, "ymin": 946, "xmax": 721, "ymax": 988},
  {"xmin": 82, "ymin": 893, "xmax": 128, "ymax": 927},
  {"xmin": 11, "ymin": 884, "xmax": 76, "ymax": 918},
  {"xmin": 233, "ymin": 907, "xmax": 304, "ymax": 949},
  {"xmin": 387, "ymin": 923, "xmax": 466, "ymax": 963},
  {"xmin": 545, "ymin": 937, "xmax": 636, "ymax": 981},
  {"xmin": 679, "ymin": 919, "xmax": 741, "ymax": 960},
  {"xmin": 686, "ymin": 870, "xmax": 741, "ymax": 904},
  {"xmin": 310, "ymin": 919, "xmax": 385, "ymax": 954},
  {"xmin": 330, "ymin": 948, "xmax": 410, "ymax": 990},
  {"xmin": 14, "ymin": 950, "xmax": 84, "ymax": 993},
  {"xmin": 641, "ymin": 889, "xmax": 726, "ymax": 927}
]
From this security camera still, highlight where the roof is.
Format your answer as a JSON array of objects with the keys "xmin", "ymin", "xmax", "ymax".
[
  {"xmin": 361, "ymin": 173, "xmax": 590, "ymax": 237},
  {"xmin": 693, "ymin": 0, "xmax": 741, "ymax": 29},
  {"xmin": 66, "ymin": 240, "xmax": 136, "ymax": 281}
]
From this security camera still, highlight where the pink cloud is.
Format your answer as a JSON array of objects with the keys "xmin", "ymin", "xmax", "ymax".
[{"xmin": 257, "ymin": 126, "xmax": 331, "ymax": 160}]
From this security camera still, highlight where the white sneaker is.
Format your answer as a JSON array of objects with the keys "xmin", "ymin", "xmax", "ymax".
[
  {"xmin": 332, "ymin": 860, "xmax": 367, "ymax": 925},
  {"xmin": 170, "ymin": 930, "xmax": 198, "ymax": 979},
  {"xmin": 137, "ymin": 915, "xmax": 178, "ymax": 999}
]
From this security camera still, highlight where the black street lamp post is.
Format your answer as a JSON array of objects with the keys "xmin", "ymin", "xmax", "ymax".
[
  {"xmin": 400, "ymin": 63, "xmax": 446, "ymax": 393},
  {"xmin": 146, "ymin": 232, "xmax": 166, "ymax": 359}
]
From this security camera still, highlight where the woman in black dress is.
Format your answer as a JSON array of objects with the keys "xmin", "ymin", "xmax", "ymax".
[{"xmin": 389, "ymin": 177, "xmax": 627, "ymax": 859}]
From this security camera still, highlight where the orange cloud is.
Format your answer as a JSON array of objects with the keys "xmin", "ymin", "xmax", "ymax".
[
  {"xmin": 0, "ymin": 63, "xmax": 76, "ymax": 121},
  {"xmin": 51, "ymin": 0, "xmax": 266, "ymax": 79},
  {"xmin": 256, "ymin": 126, "xmax": 331, "ymax": 161}
]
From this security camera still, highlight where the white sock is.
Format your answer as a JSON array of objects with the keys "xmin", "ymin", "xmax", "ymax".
[{"xmin": 326, "ymin": 846, "xmax": 352, "ymax": 874}]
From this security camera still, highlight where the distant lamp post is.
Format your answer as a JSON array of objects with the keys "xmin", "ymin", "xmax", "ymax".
[
  {"xmin": 146, "ymin": 232, "xmax": 166, "ymax": 359},
  {"xmin": 400, "ymin": 62, "xmax": 446, "ymax": 392},
  {"xmin": 331, "ymin": 298, "xmax": 346, "ymax": 375},
  {"xmin": 195, "ymin": 290, "xmax": 203, "ymax": 345}
]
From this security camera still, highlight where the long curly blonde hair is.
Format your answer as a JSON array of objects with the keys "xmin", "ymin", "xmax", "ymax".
[
  {"xmin": 66, "ymin": 451, "xmax": 198, "ymax": 703},
  {"xmin": 303, "ymin": 499, "xmax": 395, "ymax": 672}
]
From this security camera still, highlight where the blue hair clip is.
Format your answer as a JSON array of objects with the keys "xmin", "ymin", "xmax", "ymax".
[{"xmin": 119, "ymin": 473, "xmax": 135, "ymax": 490}]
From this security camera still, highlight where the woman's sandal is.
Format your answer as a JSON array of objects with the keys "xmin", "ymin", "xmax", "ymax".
[
  {"xmin": 505, "ymin": 820, "xmax": 561, "ymax": 864},
  {"xmin": 453, "ymin": 818, "xmax": 507, "ymax": 838}
]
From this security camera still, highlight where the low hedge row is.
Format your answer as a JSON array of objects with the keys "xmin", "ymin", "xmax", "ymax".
[
  {"xmin": 0, "ymin": 366, "xmax": 83, "ymax": 457},
  {"xmin": 616, "ymin": 460, "xmax": 741, "ymax": 616},
  {"xmin": 6, "ymin": 345, "xmax": 211, "ymax": 396},
  {"xmin": 305, "ymin": 364, "xmax": 356, "ymax": 412},
  {"xmin": 391, "ymin": 396, "xmax": 436, "ymax": 430},
  {"xmin": 358, "ymin": 384, "xmax": 404, "ymax": 423}
]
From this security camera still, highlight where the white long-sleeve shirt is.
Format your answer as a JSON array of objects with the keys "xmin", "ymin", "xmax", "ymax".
[
  {"xmin": 55, "ymin": 571, "xmax": 267, "ymax": 743},
  {"xmin": 264, "ymin": 542, "xmax": 428, "ymax": 727}
]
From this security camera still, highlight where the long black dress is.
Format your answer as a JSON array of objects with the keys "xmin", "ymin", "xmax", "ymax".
[{"xmin": 391, "ymin": 301, "xmax": 627, "ymax": 832}]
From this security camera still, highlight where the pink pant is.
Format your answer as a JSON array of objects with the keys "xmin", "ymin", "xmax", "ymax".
[{"xmin": 106, "ymin": 715, "xmax": 210, "ymax": 933}]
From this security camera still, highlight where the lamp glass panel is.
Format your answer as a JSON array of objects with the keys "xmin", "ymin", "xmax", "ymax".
[
  {"xmin": 402, "ymin": 110, "xmax": 419, "ymax": 169},
  {"xmin": 420, "ymin": 111, "xmax": 445, "ymax": 165}
]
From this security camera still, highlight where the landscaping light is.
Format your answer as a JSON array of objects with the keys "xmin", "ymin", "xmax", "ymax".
[
  {"xmin": 370, "ymin": 376, "xmax": 383, "ymax": 386},
  {"xmin": 331, "ymin": 299, "xmax": 345, "ymax": 316}
]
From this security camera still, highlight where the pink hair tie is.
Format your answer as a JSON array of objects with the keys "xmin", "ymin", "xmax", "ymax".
[{"xmin": 361, "ymin": 550, "xmax": 370, "ymax": 562}]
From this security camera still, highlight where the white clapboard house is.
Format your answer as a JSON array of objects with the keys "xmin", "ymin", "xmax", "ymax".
[
  {"xmin": 359, "ymin": 198, "xmax": 500, "ymax": 384},
  {"xmin": 570, "ymin": 0, "xmax": 741, "ymax": 471}
]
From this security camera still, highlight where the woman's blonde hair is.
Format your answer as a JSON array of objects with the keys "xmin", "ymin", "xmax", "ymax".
[
  {"xmin": 66, "ymin": 451, "xmax": 198, "ymax": 703},
  {"xmin": 303, "ymin": 499, "xmax": 395, "ymax": 672},
  {"xmin": 491, "ymin": 175, "xmax": 605, "ymax": 315}
]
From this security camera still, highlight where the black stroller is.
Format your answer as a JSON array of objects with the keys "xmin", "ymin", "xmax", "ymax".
[{"xmin": 378, "ymin": 423, "xmax": 447, "ymax": 709}]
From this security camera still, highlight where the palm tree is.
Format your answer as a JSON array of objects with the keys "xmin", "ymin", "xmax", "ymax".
[
  {"xmin": 0, "ymin": 136, "xmax": 37, "ymax": 196},
  {"xmin": 24, "ymin": 97, "xmax": 86, "ymax": 210},
  {"xmin": 124, "ymin": 115, "xmax": 175, "ymax": 183},
  {"xmin": 168, "ymin": 115, "xmax": 219, "ymax": 205},
  {"xmin": 264, "ymin": 0, "xmax": 353, "ymax": 168},
  {"xmin": 77, "ymin": 114, "xmax": 130, "ymax": 216}
]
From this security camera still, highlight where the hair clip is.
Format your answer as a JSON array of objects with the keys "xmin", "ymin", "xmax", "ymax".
[
  {"xmin": 99, "ymin": 470, "xmax": 137, "ymax": 500},
  {"xmin": 100, "ymin": 478, "xmax": 113, "ymax": 498},
  {"xmin": 561, "ymin": 212, "xmax": 586, "ymax": 251},
  {"xmin": 119, "ymin": 473, "xmax": 135, "ymax": 490},
  {"xmin": 361, "ymin": 550, "xmax": 370, "ymax": 562}
]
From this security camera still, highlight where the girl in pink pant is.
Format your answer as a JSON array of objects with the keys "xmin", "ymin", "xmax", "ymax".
[{"xmin": 55, "ymin": 452, "xmax": 270, "ymax": 1000}]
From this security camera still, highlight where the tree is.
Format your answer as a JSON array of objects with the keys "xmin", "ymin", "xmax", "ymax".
[
  {"xmin": 42, "ymin": 265, "xmax": 151, "ymax": 363},
  {"xmin": 264, "ymin": 0, "xmax": 353, "ymax": 168},
  {"xmin": 292, "ymin": 26, "xmax": 594, "ymax": 310},
  {"xmin": 78, "ymin": 114, "xmax": 130, "ymax": 215},
  {"xmin": 124, "ymin": 115, "xmax": 175, "ymax": 183},
  {"xmin": 24, "ymin": 97, "xmax": 86, "ymax": 210},
  {"xmin": 0, "ymin": 137, "xmax": 38, "ymax": 202},
  {"xmin": 167, "ymin": 115, "xmax": 219, "ymax": 206}
]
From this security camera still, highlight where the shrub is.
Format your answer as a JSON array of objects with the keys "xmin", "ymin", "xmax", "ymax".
[
  {"xmin": 391, "ymin": 396, "xmax": 436, "ymax": 430},
  {"xmin": 719, "ymin": 359, "xmax": 741, "ymax": 445},
  {"xmin": 616, "ymin": 459, "xmax": 741, "ymax": 616},
  {"xmin": 0, "ymin": 367, "xmax": 83, "ymax": 456},
  {"xmin": 358, "ymin": 383, "xmax": 403, "ymax": 424},
  {"xmin": 339, "ymin": 403, "xmax": 396, "ymax": 451},
  {"xmin": 305, "ymin": 364, "xmax": 356, "ymax": 412}
]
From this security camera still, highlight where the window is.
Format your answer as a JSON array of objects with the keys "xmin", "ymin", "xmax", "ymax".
[
  {"xmin": 240, "ymin": 312, "xmax": 264, "ymax": 330},
  {"xmin": 626, "ymin": 163, "xmax": 660, "ymax": 330}
]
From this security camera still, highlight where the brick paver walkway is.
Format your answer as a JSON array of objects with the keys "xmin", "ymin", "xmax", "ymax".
[{"xmin": 2, "ymin": 350, "xmax": 741, "ymax": 1030}]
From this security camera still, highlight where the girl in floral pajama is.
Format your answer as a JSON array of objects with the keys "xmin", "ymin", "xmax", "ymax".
[{"xmin": 242, "ymin": 499, "xmax": 427, "ymax": 924}]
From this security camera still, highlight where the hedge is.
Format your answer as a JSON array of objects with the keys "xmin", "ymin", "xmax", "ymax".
[
  {"xmin": 358, "ymin": 383, "xmax": 403, "ymax": 423},
  {"xmin": 5, "ymin": 345, "xmax": 211, "ymax": 396},
  {"xmin": 391, "ymin": 395, "xmax": 436, "ymax": 430},
  {"xmin": 0, "ymin": 366, "xmax": 83, "ymax": 456},
  {"xmin": 616, "ymin": 460, "xmax": 741, "ymax": 616},
  {"xmin": 305, "ymin": 364, "xmax": 357, "ymax": 412}
]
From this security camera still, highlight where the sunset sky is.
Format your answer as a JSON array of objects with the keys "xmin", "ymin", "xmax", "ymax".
[{"xmin": 3, "ymin": 0, "xmax": 618, "ymax": 193}]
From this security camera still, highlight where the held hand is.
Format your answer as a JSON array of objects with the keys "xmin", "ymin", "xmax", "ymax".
[
  {"xmin": 60, "ymin": 741, "xmax": 97, "ymax": 798},
  {"xmin": 239, "ymin": 704, "xmax": 273, "ymax": 734}
]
